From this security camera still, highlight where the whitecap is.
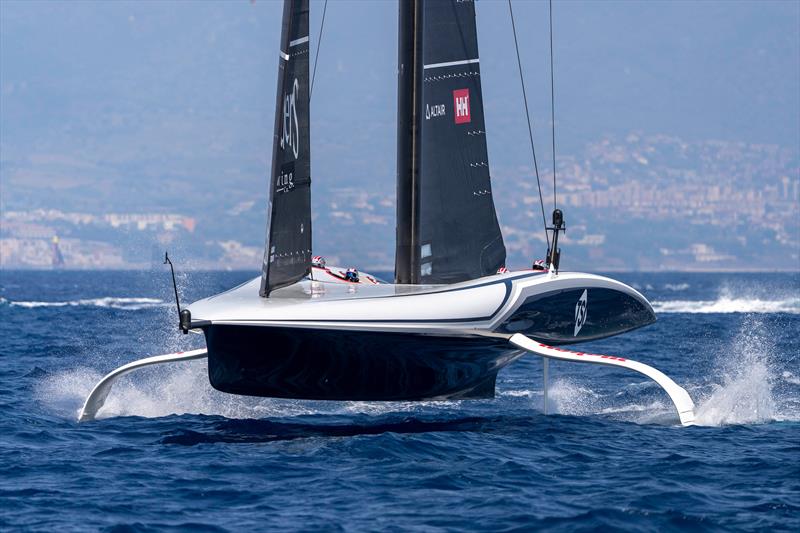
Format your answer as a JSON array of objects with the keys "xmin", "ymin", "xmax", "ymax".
[
  {"xmin": 9, "ymin": 297, "xmax": 167, "ymax": 311},
  {"xmin": 10, "ymin": 300, "xmax": 71, "ymax": 308},
  {"xmin": 501, "ymin": 389, "xmax": 539, "ymax": 398},
  {"xmin": 663, "ymin": 283, "xmax": 690, "ymax": 291},
  {"xmin": 782, "ymin": 371, "xmax": 800, "ymax": 386},
  {"xmin": 600, "ymin": 400, "xmax": 666, "ymax": 415},
  {"xmin": 652, "ymin": 296, "xmax": 799, "ymax": 314}
]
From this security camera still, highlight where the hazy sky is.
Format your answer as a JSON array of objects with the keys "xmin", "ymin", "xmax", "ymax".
[{"xmin": 1, "ymin": 0, "xmax": 798, "ymax": 211}]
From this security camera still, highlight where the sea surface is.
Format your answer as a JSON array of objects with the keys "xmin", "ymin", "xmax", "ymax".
[{"xmin": 1, "ymin": 270, "xmax": 798, "ymax": 531}]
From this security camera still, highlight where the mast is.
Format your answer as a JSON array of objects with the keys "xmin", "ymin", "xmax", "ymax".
[
  {"xmin": 259, "ymin": 0, "xmax": 312, "ymax": 297},
  {"xmin": 395, "ymin": 0, "xmax": 423, "ymax": 285}
]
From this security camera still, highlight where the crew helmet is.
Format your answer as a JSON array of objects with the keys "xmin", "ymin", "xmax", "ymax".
[{"xmin": 345, "ymin": 268, "xmax": 359, "ymax": 282}]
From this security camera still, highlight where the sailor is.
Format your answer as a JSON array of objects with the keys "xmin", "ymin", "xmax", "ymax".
[
  {"xmin": 532, "ymin": 259, "xmax": 547, "ymax": 271},
  {"xmin": 312, "ymin": 255, "xmax": 326, "ymax": 268},
  {"xmin": 345, "ymin": 268, "xmax": 359, "ymax": 283},
  {"xmin": 496, "ymin": 266, "xmax": 509, "ymax": 274}
]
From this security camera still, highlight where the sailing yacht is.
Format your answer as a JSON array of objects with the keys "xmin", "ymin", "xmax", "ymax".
[{"xmin": 80, "ymin": 0, "xmax": 695, "ymax": 425}]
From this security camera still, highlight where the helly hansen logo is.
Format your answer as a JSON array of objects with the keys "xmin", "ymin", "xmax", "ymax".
[{"xmin": 453, "ymin": 89, "xmax": 471, "ymax": 124}]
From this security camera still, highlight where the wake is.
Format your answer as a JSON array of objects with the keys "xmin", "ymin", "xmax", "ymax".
[
  {"xmin": 38, "ymin": 360, "xmax": 451, "ymax": 422},
  {"xmin": 37, "ymin": 361, "xmax": 311, "ymax": 421},
  {"xmin": 692, "ymin": 317, "xmax": 783, "ymax": 425},
  {"xmin": 545, "ymin": 316, "xmax": 797, "ymax": 426}
]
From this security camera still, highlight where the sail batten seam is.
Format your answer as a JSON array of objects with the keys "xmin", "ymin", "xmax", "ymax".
[{"xmin": 423, "ymin": 58, "xmax": 479, "ymax": 70}]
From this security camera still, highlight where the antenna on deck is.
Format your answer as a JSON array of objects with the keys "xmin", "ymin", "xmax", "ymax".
[
  {"xmin": 164, "ymin": 252, "xmax": 191, "ymax": 334},
  {"xmin": 546, "ymin": 209, "xmax": 565, "ymax": 273}
]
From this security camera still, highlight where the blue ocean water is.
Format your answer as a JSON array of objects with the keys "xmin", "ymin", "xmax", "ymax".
[{"xmin": 1, "ymin": 271, "xmax": 798, "ymax": 531}]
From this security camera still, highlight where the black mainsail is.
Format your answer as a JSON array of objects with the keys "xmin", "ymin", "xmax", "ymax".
[
  {"xmin": 259, "ymin": 0, "xmax": 312, "ymax": 297},
  {"xmin": 395, "ymin": 0, "xmax": 506, "ymax": 285}
]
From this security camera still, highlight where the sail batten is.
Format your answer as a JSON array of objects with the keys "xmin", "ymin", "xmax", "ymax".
[
  {"xmin": 396, "ymin": 0, "xmax": 506, "ymax": 285},
  {"xmin": 423, "ymin": 58, "xmax": 480, "ymax": 70},
  {"xmin": 260, "ymin": 0, "xmax": 312, "ymax": 297}
]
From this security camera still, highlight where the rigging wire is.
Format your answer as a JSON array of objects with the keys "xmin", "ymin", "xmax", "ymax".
[
  {"xmin": 549, "ymin": 0, "xmax": 557, "ymax": 211},
  {"xmin": 508, "ymin": 0, "xmax": 550, "ymax": 249},
  {"xmin": 308, "ymin": 0, "xmax": 328, "ymax": 282},
  {"xmin": 309, "ymin": 0, "xmax": 328, "ymax": 99}
]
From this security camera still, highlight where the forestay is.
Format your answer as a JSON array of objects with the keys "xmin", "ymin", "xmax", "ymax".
[{"xmin": 260, "ymin": 0, "xmax": 312, "ymax": 297}]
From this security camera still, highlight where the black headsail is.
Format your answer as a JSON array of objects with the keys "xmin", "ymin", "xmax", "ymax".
[
  {"xmin": 259, "ymin": 0, "xmax": 312, "ymax": 297},
  {"xmin": 395, "ymin": 0, "xmax": 506, "ymax": 285}
]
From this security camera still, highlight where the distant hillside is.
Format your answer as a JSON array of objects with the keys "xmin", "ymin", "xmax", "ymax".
[{"xmin": 1, "ymin": 0, "xmax": 798, "ymax": 270}]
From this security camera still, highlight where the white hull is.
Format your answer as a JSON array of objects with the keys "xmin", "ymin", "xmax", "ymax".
[{"xmin": 187, "ymin": 268, "xmax": 653, "ymax": 340}]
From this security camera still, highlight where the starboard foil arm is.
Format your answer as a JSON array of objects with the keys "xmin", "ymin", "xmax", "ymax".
[
  {"xmin": 78, "ymin": 349, "xmax": 208, "ymax": 422},
  {"xmin": 508, "ymin": 333, "xmax": 696, "ymax": 426}
]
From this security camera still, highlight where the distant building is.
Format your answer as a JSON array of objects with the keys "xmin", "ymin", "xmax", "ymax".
[{"xmin": 51, "ymin": 236, "xmax": 65, "ymax": 268}]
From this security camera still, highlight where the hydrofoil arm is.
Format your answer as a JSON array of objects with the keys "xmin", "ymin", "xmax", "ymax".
[
  {"xmin": 78, "ymin": 348, "xmax": 208, "ymax": 422},
  {"xmin": 508, "ymin": 333, "xmax": 695, "ymax": 426}
]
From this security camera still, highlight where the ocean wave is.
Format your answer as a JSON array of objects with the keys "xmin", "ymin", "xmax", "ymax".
[
  {"xmin": 8, "ymin": 297, "xmax": 167, "ymax": 311},
  {"xmin": 600, "ymin": 400, "xmax": 667, "ymax": 415},
  {"xmin": 782, "ymin": 371, "xmax": 800, "ymax": 386},
  {"xmin": 663, "ymin": 283, "xmax": 690, "ymax": 291},
  {"xmin": 500, "ymin": 389, "xmax": 539, "ymax": 398},
  {"xmin": 652, "ymin": 296, "xmax": 799, "ymax": 314}
]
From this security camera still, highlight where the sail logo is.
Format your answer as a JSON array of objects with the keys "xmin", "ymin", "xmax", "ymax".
[
  {"xmin": 574, "ymin": 289, "xmax": 588, "ymax": 337},
  {"xmin": 453, "ymin": 89, "xmax": 471, "ymax": 124},
  {"xmin": 425, "ymin": 103, "xmax": 446, "ymax": 120},
  {"xmin": 276, "ymin": 169, "xmax": 294, "ymax": 193},
  {"xmin": 281, "ymin": 78, "xmax": 300, "ymax": 159}
]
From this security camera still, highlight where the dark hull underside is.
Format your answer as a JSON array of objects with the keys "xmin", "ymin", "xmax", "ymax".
[
  {"xmin": 202, "ymin": 282, "xmax": 656, "ymax": 401},
  {"xmin": 205, "ymin": 325, "xmax": 522, "ymax": 401}
]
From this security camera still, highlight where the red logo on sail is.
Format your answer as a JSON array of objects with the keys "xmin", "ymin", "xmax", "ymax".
[{"xmin": 453, "ymin": 89, "xmax": 471, "ymax": 124}]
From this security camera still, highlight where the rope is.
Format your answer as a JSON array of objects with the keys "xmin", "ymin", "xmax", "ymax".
[
  {"xmin": 309, "ymin": 0, "xmax": 328, "ymax": 99},
  {"xmin": 549, "ymin": 0, "xmax": 557, "ymax": 211},
  {"xmin": 508, "ymin": 0, "xmax": 550, "ymax": 249},
  {"xmin": 308, "ymin": 0, "xmax": 328, "ymax": 280}
]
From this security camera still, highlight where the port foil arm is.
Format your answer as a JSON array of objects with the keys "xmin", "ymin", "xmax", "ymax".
[
  {"xmin": 78, "ymin": 348, "xmax": 208, "ymax": 422},
  {"xmin": 508, "ymin": 333, "xmax": 695, "ymax": 426}
]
